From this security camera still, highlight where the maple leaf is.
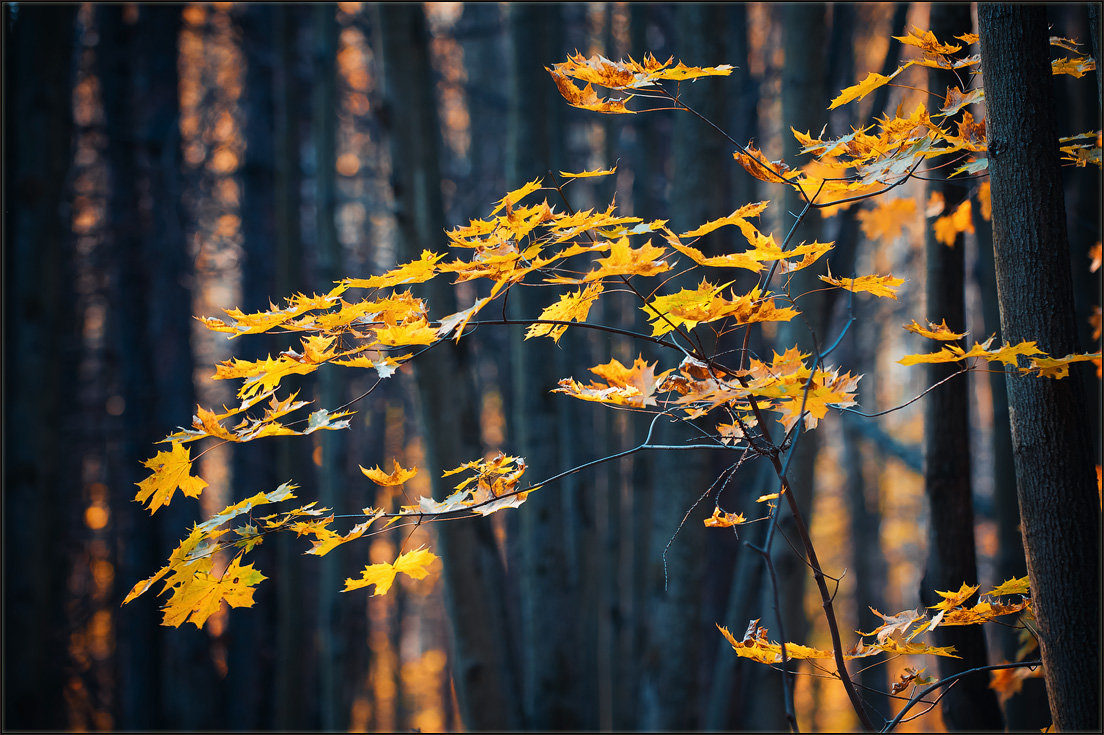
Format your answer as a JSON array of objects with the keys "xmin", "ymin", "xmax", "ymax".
[
  {"xmin": 1023, "ymin": 352, "xmax": 1102, "ymax": 379},
  {"xmin": 343, "ymin": 250, "xmax": 443, "ymax": 289},
  {"xmin": 305, "ymin": 514, "xmax": 380, "ymax": 557},
  {"xmin": 858, "ymin": 197, "xmax": 917, "ymax": 242},
  {"xmin": 829, "ymin": 70, "xmax": 898, "ymax": 110},
  {"xmin": 861, "ymin": 607, "xmax": 927, "ymax": 645},
  {"xmin": 559, "ymin": 166, "xmax": 616, "ymax": 179},
  {"xmin": 361, "ymin": 460, "xmax": 418, "ymax": 486},
  {"xmin": 135, "ymin": 441, "xmax": 209, "ymax": 513},
  {"xmin": 895, "ymin": 26, "xmax": 963, "ymax": 55},
  {"xmin": 373, "ymin": 317, "xmax": 440, "ymax": 347},
  {"xmin": 820, "ymin": 267, "xmax": 904, "ymax": 299},
  {"xmin": 526, "ymin": 283, "xmax": 604, "ymax": 342},
  {"xmin": 582, "ymin": 236, "xmax": 671, "ymax": 281},
  {"xmin": 546, "ymin": 68, "xmax": 635, "ymax": 114},
  {"xmin": 929, "ymin": 582, "xmax": 979, "ymax": 612},
  {"xmin": 904, "ymin": 318, "xmax": 967, "ymax": 341},
  {"xmin": 678, "ymin": 201, "xmax": 771, "ymax": 239},
  {"xmin": 1052, "ymin": 55, "xmax": 1096, "ymax": 78},
  {"xmin": 704, "ymin": 507, "xmax": 747, "ymax": 527},
  {"xmin": 161, "ymin": 556, "xmax": 267, "ymax": 628},
  {"xmin": 343, "ymin": 547, "xmax": 439, "ymax": 596},
  {"xmin": 939, "ymin": 86, "xmax": 985, "ymax": 117},
  {"xmin": 734, "ymin": 145, "xmax": 796, "ymax": 185},
  {"xmin": 555, "ymin": 355, "xmax": 670, "ymax": 408},
  {"xmin": 986, "ymin": 576, "xmax": 1031, "ymax": 597},
  {"xmin": 989, "ymin": 664, "xmax": 1043, "ymax": 704}
]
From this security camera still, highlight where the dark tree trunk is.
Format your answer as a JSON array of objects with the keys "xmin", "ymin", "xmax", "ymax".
[
  {"xmin": 745, "ymin": 5, "xmax": 831, "ymax": 730},
  {"xmin": 504, "ymin": 4, "xmax": 590, "ymax": 730},
  {"xmin": 917, "ymin": 4, "xmax": 1004, "ymax": 731},
  {"xmin": 374, "ymin": 5, "xmax": 522, "ymax": 729},
  {"xmin": 3, "ymin": 5, "xmax": 79, "ymax": 729},
  {"xmin": 978, "ymin": 6, "xmax": 1100, "ymax": 731}
]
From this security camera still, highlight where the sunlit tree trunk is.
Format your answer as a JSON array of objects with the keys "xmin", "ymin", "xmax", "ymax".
[
  {"xmin": 979, "ymin": 6, "xmax": 1101, "ymax": 730},
  {"xmin": 3, "ymin": 4, "xmax": 79, "ymax": 729},
  {"xmin": 375, "ymin": 5, "xmax": 522, "ymax": 729}
]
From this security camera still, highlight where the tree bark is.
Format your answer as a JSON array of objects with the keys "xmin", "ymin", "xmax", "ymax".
[
  {"xmin": 375, "ymin": 5, "xmax": 522, "ymax": 729},
  {"xmin": 978, "ymin": 6, "xmax": 1100, "ymax": 730},
  {"xmin": 916, "ymin": 5, "xmax": 1005, "ymax": 731},
  {"xmin": 3, "ymin": 5, "xmax": 79, "ymax": 728}
]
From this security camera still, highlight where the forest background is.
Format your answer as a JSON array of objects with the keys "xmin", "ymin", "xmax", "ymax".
[{"xmin": 4, "ymin": 2, "xmax": 1100, "ymax": 732}]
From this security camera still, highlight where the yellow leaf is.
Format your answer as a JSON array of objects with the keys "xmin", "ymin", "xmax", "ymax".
[
  {"xmin": 526, "ymin": 283, "xmax": 604, "ymax": 342},
  {"xmin": 987, "ymin": 576, "xmax": 1031, "ymax": 597},
  {"xmin": 820, "ymin": 267, "xmax": 904, "ymax": 299},
  {"xmin": 933, "ymin": 199, "xmax": 974, "ymax": 246},
  {"xmin": 929, "ymin": 582, "xmax": 979, "ymax": 611},
  {"xmin": 894, "ymin": 27, "xmax": 963, "ymax": 55},
  {"xmin": 343, "ymin": 250, "xmax": 443, "ymax": 289},
  {"xmin": 135, "ymin": 441, "xmax": 209, "ymax": 513},
  {"xmin": 361, "ymin": 460, "xmax": 418, "ymax": 486},
  {"xmin": 161, "ymin": 557, "xmax": 267, "ymax": 629},
  {"xmin": 1023, "ymin": 352, "xmax": 1102, "ymax": 379},
  {"xmin": 343, "ymin": 547, "xmax": 439, "ymax": 596},
  {"xmin": 829, "ymin": 71, "xmax": 895, "ymax": 110},
  {"xmin": 903, "ymin": 319, "xmax": 967, "ymax": 341},
  {"xmin": 704, "ymin": 507, "xmax": 747, "ymax": 527},
  {"xmin": 559, "ymin": 166, "xmax": 617, "ymax": 179}
]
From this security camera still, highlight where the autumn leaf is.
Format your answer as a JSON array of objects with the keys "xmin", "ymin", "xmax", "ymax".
[
  {"xmin": 361, "ymin": 460, "xmax": 418, "ymax": 486},
  {"xmin": 820, "ymin": 266, "xmax": 904, "ymax": 299},
  {"xmin": 977, "ymin": 181, "xmax": 992, "ymax": 221},
  {"xmin": 546, "ymin": 69, "xmax": 635, "ymax": 114},
  {"xmin": 829, "ymin": 70, "xmax": 898, "ymax": 110},
  {"xmin": 161, "ymin": 556, "xmax": 267, "ymax": 628},
  {"xmin": 525, "ymin": 282, "xmax": 604, "ymax": 342},
  {"xmin": 1052, "ymin": 55, "xmax": 1096, "ymax": 78},
  {"xmin": 1022, "ymin": 352, "xmax": 1102, "ymax": 379},
  {"xmin": 583, "ymin": 236, "xmax": 671, "ymax": 281},
  {"xmin": 939, "ymin": 86, "xmax": 985, "ymax": 117},
  {"xmin": 678, "ymin": 201, "xmax": 771, "ymax": 239},
  {"xmin": 555, "ymin": 355, "xmax": 670, "ymax": 408},
  {"xmin": 135, "ymin": 441, "xmax": 209, "ymax": 513},
  {"xmin": 986, "ymin": 576, "xmax": 1031, "ymax": 597},
  {"xmin": 343, "ymin": 546, "xmax": 439, "ymax": 596},
  {"xmin": 929, "ymin": 582, "xmax": 979, "ymax": 611},
  {"xmin": 342, "ymin": 250, "xmax": 444, "ymax": 290},
  {"xmin": 904, "ymin": 319, "xmax": 966, "ymax": 341},
  {"xmin": 894, "ymin": 26, "xmax": 963, "ymax": 55},
  {"xmin": 704, "ymin": 507, "xmax": 747, "ymax": 528},
  {"xmin": 305, "ymin": 514, "xmax": 381, "ymax": 557},
  {"xmin": 559, "ymin": 166, "xmax": 616, "ymax": 179}
]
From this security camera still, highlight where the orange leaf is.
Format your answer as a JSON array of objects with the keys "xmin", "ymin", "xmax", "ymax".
[
  {"xmin": 820, "ymin": 267, "xmax": 904, "ymax": 299},
  {"xmin": 858, "ymin": 197, "xmax": 917, "ymax": 242},
  {"xmin": 904, "ymin": 318, "xmax": 966, "ymax": 341}
]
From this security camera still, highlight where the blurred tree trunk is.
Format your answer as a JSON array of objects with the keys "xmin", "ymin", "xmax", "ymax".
[
  {"xmin": 311, "ymin": 5, "xmax": 344, "ymax": 730},
  {"xmin": 918, "ymin": 7, "xmax": 1004, "ymax": 731},
  {"xmin": 95, "ymin": 6, "xmax": 215, "ymax": 729},
  {"xmin": 3, "ymin": 4, "xmax": 80, "ymax": 729},
  {"xmin": 229, "ymin": 6, "xmax": 279, "ymax": 726},
  {"xmin": 978, "ymin": 6, "xmax": 1100, "ymax": 730},
  {"xmin": 637, "ymin": 5, "xmax": 731, "ymax": 731},
  {"xmin": 268, "ymin": 6, "xmax": 314, "ymax": 729},
  {"xmin": 744, "ymin": 5, "xmax": 831, "ymax": 730},
  {"xmin": 504, "ymin": 4, "xmax": 591, "ymax": 730},
  {"xmin": 375, "ymin": 5, "xmax": 522, "ymax": 729}
]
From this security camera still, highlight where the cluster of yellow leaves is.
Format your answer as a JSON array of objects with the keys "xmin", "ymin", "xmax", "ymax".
[
  {"xmin": 899, "ymin": 329, "xmax": 1101, "ymax": 379},
  {"xmin": 720, "ymin": 578, "xmax": 1033, "ymax": 669},
  {"xmin": 405, "ymin": 452, "xmax": 532, "ymax": 517},
  {"xmin": 546, "ymin": 52, "xmax": 733, "ymax": 114}
]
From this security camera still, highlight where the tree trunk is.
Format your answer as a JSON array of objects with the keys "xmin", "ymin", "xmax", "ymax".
[
  {"xmin": 978, "ymin": 6, "xmax": 1100, "ymax": 730},
  {"xmin": 916, "ymin": 5, "xmax": 1005, "ymax": 730},
  {"xmin": 3, "ymin": 5, "xmax": 79, "ymax": 729},
  {"xmin": 504, "ymin": 4, "xmax": 591, "ymax": 730},
  {"xmin": 745, "ymin": 5, "xmax": 831, "ymax": 730},
  {"xmin": 374, "ymin": 5, "xmax": 522, "ymax": 729}
]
